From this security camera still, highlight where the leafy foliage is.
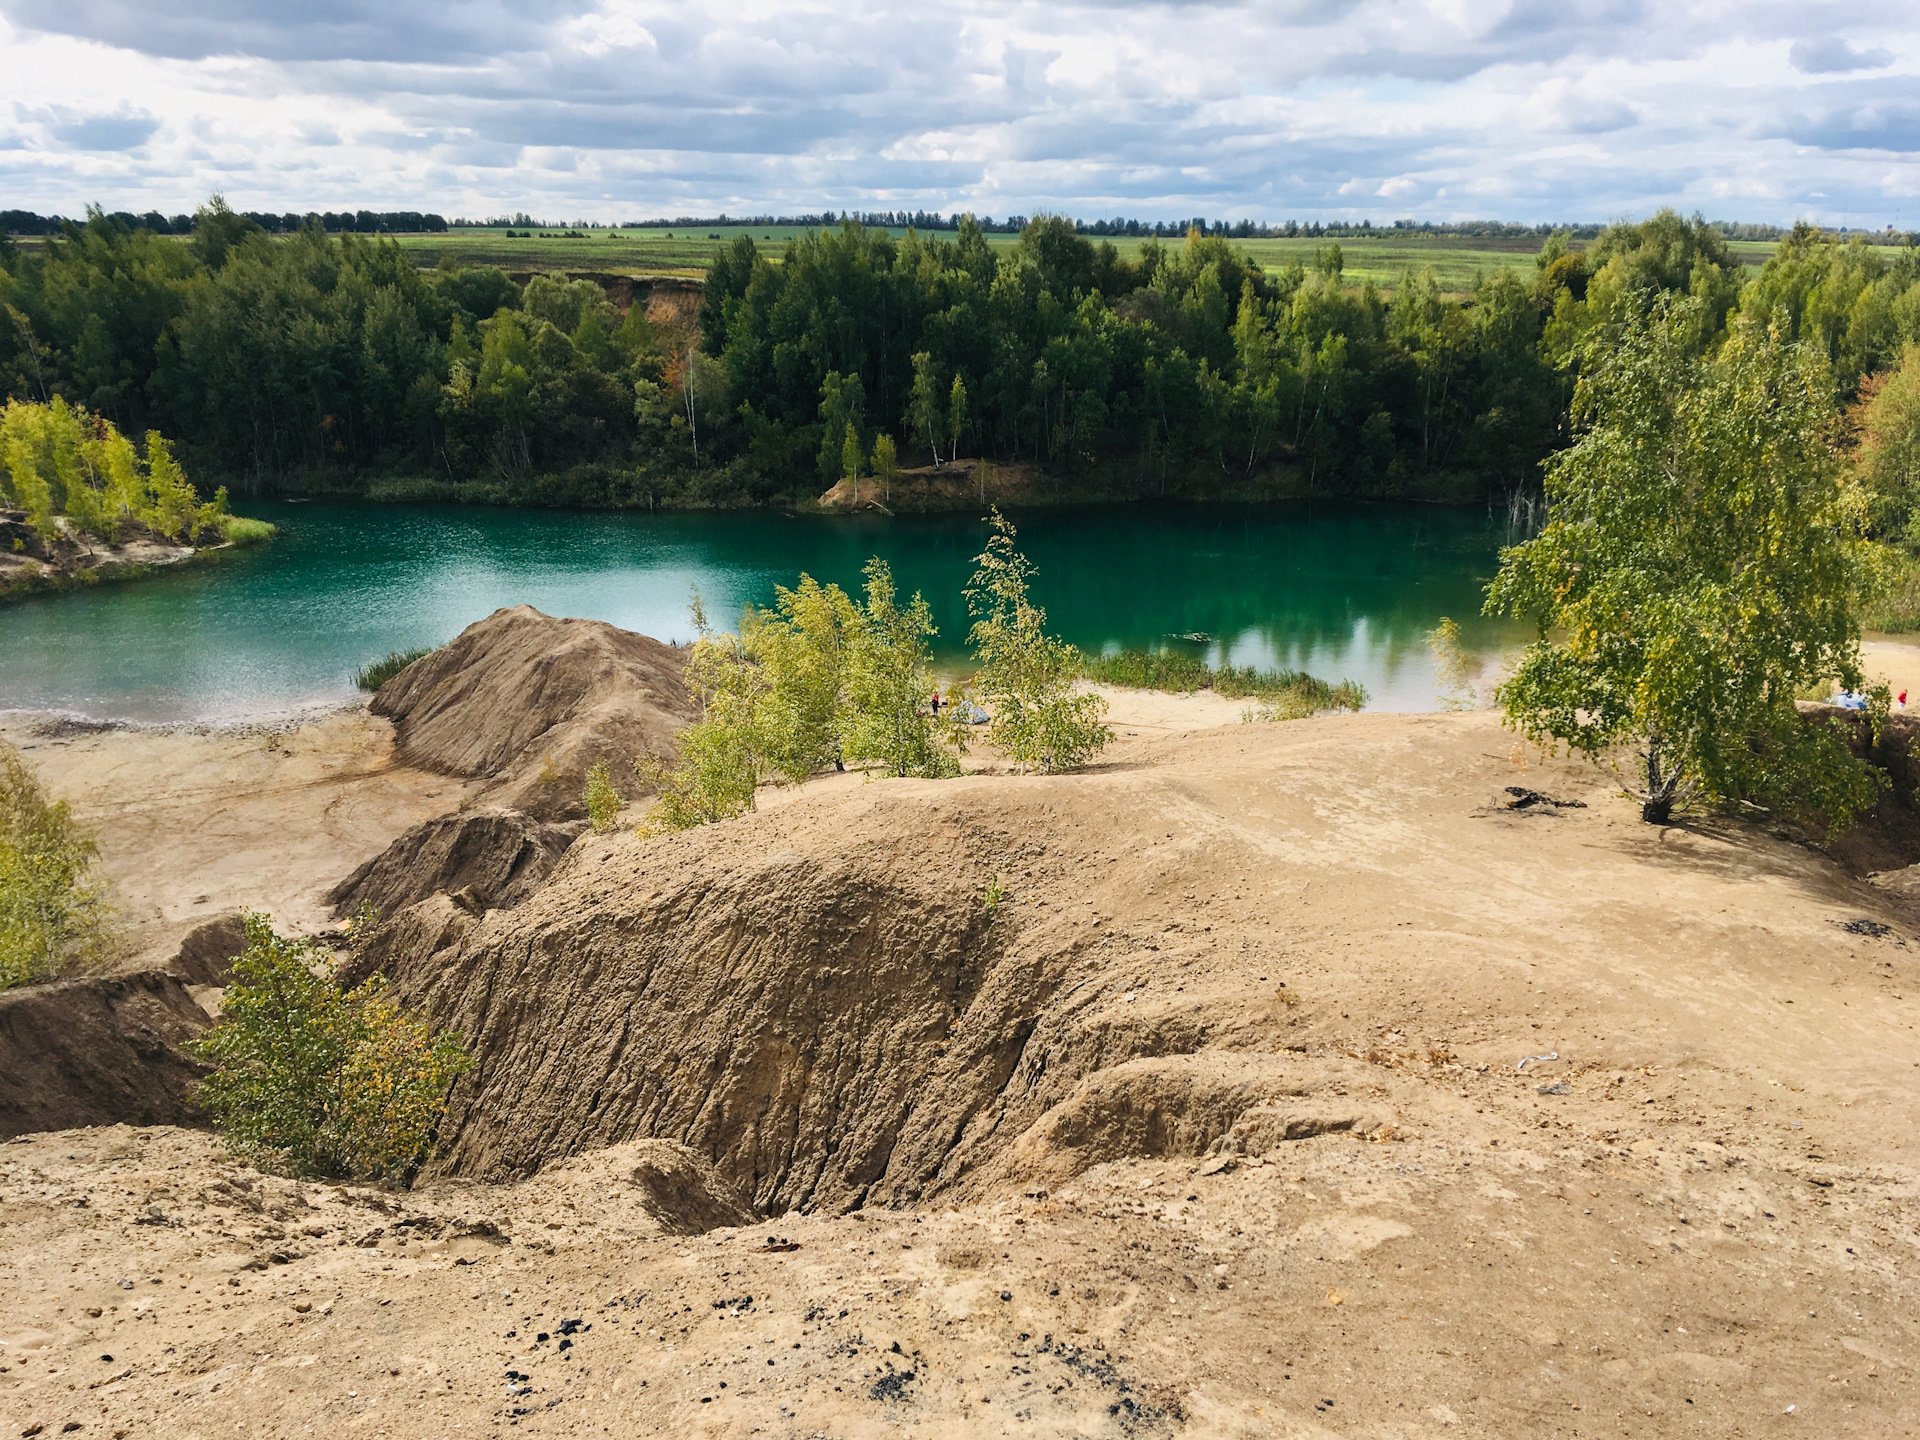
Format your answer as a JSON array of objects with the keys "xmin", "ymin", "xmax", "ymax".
[
  {"xmin": 20, "ymin": 206, "xmax": 1915, "ymax": 508},
  {"xmin": 641, "ymin": 563, "xmax": 964, "ymax": 831},
  {"xmin": 353, "ymin": 646, "xmax": 430, "ymax": 692},
  {"xmin": 966, "ymin": 511, "xmax": 1112, "ymax": 770},
  {"xmin": 742, "ymin": 574, "xmax": 860, "ymax": 785},
  {"xmin": 190, "ymin": 914, "xmax": 470, "ymax": 1183},
  {"xmin": 843, "ymin": 558, "xmax": 963, "ymax": 778},
  {"xmin": 1850, "ymin": 343, "xmax": 1920, "ymax": 543},
  {"xmin": 1487, "ymin": 300, "xmax": 1882, "ymax": 826},
  {"xmin": 583, "ymin": 761, "xmax": 624, "ymax": 833},
  {"xmin": 0, "ymin": 396, "xmax": 228, "ymax": 543},
  {"xmin": 638, "ymin": 622, "xmax": 767, "ymax": 834},
  {"xmin": 0, "ymin": 740, "xmax": 113, "ymax": 990}
]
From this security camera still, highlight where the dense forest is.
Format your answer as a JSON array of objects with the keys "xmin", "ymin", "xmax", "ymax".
[{"xmin": 1, "ymin": 201, "xmax": 1917, "ymax": 523}]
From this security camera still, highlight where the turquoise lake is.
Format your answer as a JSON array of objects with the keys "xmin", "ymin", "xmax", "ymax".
[{"xmin": 0, "ymin": 501, "xmax": 1530, "ymax": 723}]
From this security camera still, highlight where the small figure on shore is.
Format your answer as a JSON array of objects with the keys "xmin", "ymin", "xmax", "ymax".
[
  {"xmin": 1900, "ymin": 690, "xmax": 1909, "ymax": 710},
  {"xmin": 931, "ymin": 689, "xmax": 943, "ymax": 717}
]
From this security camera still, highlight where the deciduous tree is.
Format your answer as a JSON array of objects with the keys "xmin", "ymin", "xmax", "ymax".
[{"xmin": 1487, "ymin": 301, "xmax": 1882, "ymax": 826}]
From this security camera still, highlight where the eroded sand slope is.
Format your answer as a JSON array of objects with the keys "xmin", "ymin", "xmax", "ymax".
[{"xmin": 2, "ymin": 709, "xmax": 1916, "ymax": 1437}]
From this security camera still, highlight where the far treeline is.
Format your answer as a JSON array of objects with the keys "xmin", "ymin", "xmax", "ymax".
[{"xmin": 2, "ymin": 201, "xmax": 1919, "ymax": 530}]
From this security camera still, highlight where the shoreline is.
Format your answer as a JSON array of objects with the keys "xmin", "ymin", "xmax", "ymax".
[
  {"xmin": 0, "ymin": 525, "xmax": 275, "ymax": 606},
  {"xmin": 0, "ymin": 706, "xmax": 473, "ymax": 969}
]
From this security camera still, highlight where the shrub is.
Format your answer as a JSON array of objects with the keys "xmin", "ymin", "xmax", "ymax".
[
  {"xmin": 0, "ymin": 741, "xmax": 113, "ymax": 990},
  {"xmin": 583, "ymin": 761, "xmax": 624, "ymax": 832},
  {"xmin": 637, "ymin": 625, "xmax": 767, "ymax": 834},
  {"xmin": 841, "ymin": 557, "xmax": 963, "ymax": 778},
  {"xmin": 191, "ymin": 915, "xmax": 470, "ymax": 1183},
  {"xmin": 965, "ymin": 510, "xmax": 1111, "ymax": 770},
  {"xmin": 215, "ymin": 514, "xmax": 277, "ymax": 547},
  {"xmin": 354, "ymin": 646, "xmax": 431, "ymax": 692}
]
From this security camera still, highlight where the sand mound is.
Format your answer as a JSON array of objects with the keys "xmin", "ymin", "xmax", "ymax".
[
  {"xmin": 0, "ymin": 971, "xmax": 208, "ymax": 1137},
  {"xmin": 167, "ymin": 913, "xmax": 247, "ymax": 986},
  {"xmin": 327, "ymin": 807, "xmax": 580, "ymax": 920},
  {"xmin": 371, "ymin": 606, "xmax": 693, "ymax": 821}
]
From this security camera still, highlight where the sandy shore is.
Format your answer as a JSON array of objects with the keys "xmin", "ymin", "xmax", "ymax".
[{"xmin": 0, "ymin": 707, "xmax": 473, "ymax": 967}]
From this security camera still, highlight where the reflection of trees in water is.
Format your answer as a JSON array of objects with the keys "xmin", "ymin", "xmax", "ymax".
[{"xmin": 3, "ymin": 499, "xmax": 1530, "ymax": 721}]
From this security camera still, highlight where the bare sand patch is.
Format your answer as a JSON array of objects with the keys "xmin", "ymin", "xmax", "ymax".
[{"xmin": 0, "ymin": 708, "xmax": 473, "ymax": 966}]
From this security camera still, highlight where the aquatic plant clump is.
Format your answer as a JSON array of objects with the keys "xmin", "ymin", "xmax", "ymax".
[
  {"xmin": 1081, "ymin": 647, "xmax": 1364, "ymax": 714},
  {"xmin": 354, "ymin": 647, "xmax": 432, "ymax": 692}
]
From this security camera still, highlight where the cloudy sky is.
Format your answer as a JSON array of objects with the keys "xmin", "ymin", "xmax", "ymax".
[{"xmin": 1, "ymin": 0, "xmax": 1916, "ymax": 225}]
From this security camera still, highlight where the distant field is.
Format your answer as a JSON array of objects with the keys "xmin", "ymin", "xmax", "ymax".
[
  {"xmin": 385, "ymin": 226, "xmax": 1782, "ymax": 292},
  {"xmin": 9, "ymin": 223, "xmax": 1784, "ymax": 292}
]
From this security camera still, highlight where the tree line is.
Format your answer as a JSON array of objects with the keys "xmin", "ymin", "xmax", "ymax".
[
  {"xmin": 2, "ymin": 200, "xmax": 1918, "ymax": 518},
  {"xmin": 1, "ymin": 208, "xmax": 449, "ymax": 237}
]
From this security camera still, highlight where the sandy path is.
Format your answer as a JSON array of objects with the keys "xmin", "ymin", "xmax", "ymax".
[{"xmin": 0, "ymin": 709, "xmax": 473, "ymax": 966}]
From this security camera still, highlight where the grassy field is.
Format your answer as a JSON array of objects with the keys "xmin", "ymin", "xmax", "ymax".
[
  {"xmin": 10, "ymin": 223, "xmax": 1783, "ymax": 291},
  {"xmin": 382, "ymin": 225, "xmax": 1782, "ymax": 292}
]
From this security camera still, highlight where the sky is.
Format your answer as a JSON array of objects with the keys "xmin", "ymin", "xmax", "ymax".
[{"xmin": 0, "ymin": 0, "xmax": 1916, "ymax": 227}]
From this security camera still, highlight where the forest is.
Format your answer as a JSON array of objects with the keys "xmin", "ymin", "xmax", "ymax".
[{"xmin": 1, "ymin": 202, "xmax": 1917, "ymax": 529}]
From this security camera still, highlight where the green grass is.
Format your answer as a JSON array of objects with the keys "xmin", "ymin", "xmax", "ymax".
[
  {"xmin": 381, "ymin": 227, "xmax": 1783, "ymax": 294},
  {"xmin": 32, "ymin": 223, "xmax": 1776, "ymax": 294},
  {"xmin": 354, "ymin": 646, "xmax": 431, "ymax": 692},
  {"xmin": 1082, "ymin": 647, "xmax": 1365, "ymax": 713},
  {"xmin": 215, "ymin": 514, "xmax": 277, "ymax": 546}
]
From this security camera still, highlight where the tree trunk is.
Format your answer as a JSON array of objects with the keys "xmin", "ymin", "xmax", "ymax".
[{"xmin": 1640, "ymin": 733, "xmax": 1680, "ymax": 825}]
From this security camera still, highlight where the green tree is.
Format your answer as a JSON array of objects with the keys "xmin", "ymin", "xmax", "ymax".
[
  {"xmin": 743, "ymin": 573, "xmax": 860, "ymax": 784},
  {"xmin": 639, "ymin": 604, "xmax": 769, "ymax": 833},
  {"xmin": 908, "ymin": 350, "xmax": 943, "ymax": 466},
  {"xmin": 840, "ymin": 421, "xmax": 865, "ymax": 488},
  {"xmin": 0, "ymin": 740, "xmax": 112, "ymax": 989},
  {"xmin": 965, "ymin": 510, "xmax": 1112, "ymax": 770},
  {"xmin": 947, "ymin": 373, "xmax": 969, "ymax": 461},
  {"xmin": 842, "ymin": 558, "xmax": 962, "ymax": 778},
  {"xmin": 191, "ymin": 914, "xmax": 470, "ymax": 1182},
  {"xmin": 1850, "ymin": 343, "xmax": 1920, "ymax": 540},
  {"xmin": 871, "ymin": 431, "xmax": 899, "ymax": 504},
  {"xmin": 1487, "ymin": 301, "xmax": 1883, "ymax": 826}
]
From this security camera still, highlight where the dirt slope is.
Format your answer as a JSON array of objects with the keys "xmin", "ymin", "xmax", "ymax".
[
  {"xmin": 3, "ymin": 710, "xmax": 1918, "ymax": 1437},
  {"xmin": 0, "ymin": 971, "xmax": 207, "ymax": 1137},
  {"xmin": 372, "ymin": 605, "xmax": 693, "ymax": 820},
  {"xmin": 327, "ymin": 807, "xmax": 581, "ymax": 920}
]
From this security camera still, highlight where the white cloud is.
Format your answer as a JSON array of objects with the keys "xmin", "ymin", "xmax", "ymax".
[{"xmin": 0, "ymin": 2, "xmax": 1915, "ymax": 224}]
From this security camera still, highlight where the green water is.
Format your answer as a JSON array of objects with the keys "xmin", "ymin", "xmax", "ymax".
[{"xmin": 0, "ymin": 501, "xmax": 1528, "ymax": 723}]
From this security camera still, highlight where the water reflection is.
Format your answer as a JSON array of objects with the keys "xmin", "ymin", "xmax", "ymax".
[{"xmin": 0, "ymin": 500, "xmax": 1529, "ymax": 722}]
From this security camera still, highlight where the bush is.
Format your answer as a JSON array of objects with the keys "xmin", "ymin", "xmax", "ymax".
[
  {"xmin": 215, "ymin": 514, "xmax": 277, "ymax": 546},
  {"xmin": 965, "ymin": 510, "xmax": 1111, "ymax": 770},
  {"xmin": 0, "ymin": 741, "xmax": 113, "ymax": 990},
  {"xmin": 637, "ymin": 639, "xmax": 765, "ymax": 835},
  {"xmin": 354, "ymin": 646, "xmax": 431, "ymax": 691},
  {"xmin": 191, "ymin": 915, "xmax": 470, "ymax": 1183},
  {"xmin": 583, "ymin": 761, "xmax": 624, "ymax": 832}
]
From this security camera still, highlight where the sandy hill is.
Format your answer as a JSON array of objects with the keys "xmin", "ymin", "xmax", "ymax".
[
  {"xmin": 372, "ymin": 604, "xmax": 694, "ymax": 820},
  {"xmin": 4, "ymin": 708, "xmax": 1916, "ymax": 1437}
]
